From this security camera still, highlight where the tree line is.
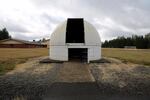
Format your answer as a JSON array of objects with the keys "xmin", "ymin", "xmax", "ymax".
[
  {"xmin": 102, "ymin": 33, "xmax": 150, "ymax": 49},
  {"xmin": 0, "ymin": 28, "xmax": 10, "ymax": 40}
]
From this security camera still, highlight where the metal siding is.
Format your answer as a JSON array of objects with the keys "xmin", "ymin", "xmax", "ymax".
[{"xmin": 50, "ymin": 46, "xmax": 68, "ymax": 61}]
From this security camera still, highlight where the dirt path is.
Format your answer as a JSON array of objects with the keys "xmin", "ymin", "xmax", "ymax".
[{"xmin": 57, "ymin": 62, "xmax": 95, "ymax": 82}]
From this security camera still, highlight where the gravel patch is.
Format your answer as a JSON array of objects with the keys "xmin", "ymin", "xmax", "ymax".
[
  {"xmin": 90, "ymin": 60, "xmax": 150, "ymax": 95},
  {"xmin": 0, "ymin": 57, "xmax": 62, "ymax": 99}
]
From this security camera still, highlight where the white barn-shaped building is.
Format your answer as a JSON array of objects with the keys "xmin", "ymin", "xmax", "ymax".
[{"xmin": 49, "ymin": 18, "xmax": 101, "ymax": 62}]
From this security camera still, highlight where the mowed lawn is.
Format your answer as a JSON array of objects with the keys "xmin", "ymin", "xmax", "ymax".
[
  {"xmin": 0, "ymin": 48, "xmax": 150, "ymax": 75},
  {"xmin": 102, "ymin": 48, "xmax": 150, "ymax": 66},
  {"xmin": 0, "ymin": 48, "xmax": 48, "ymax": 75}
]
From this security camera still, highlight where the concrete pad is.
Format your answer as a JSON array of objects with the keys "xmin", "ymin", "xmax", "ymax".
[{"xmin": 57, "ymin": 62, "xmax": 95, "ymax": 82}]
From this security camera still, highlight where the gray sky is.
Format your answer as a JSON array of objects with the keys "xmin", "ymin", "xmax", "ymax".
[{"xmin": 0, "ymin": 0, "xmax": 150, "ymax": 41}]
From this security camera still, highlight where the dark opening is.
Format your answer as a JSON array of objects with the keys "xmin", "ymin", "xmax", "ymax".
[
  {"xmin": 66, "ymin": 18, "xmax": 85, "ymax": 43},
  {"xmin": 68, "ymin": 48, "xmax": 87, "ymax": 62}
]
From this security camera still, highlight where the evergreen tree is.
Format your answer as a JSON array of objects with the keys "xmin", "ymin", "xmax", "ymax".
[
  {"xmin": 102, "ymin": 33, "xmax": 150, "ymax": 49},
  {"xmin": 0, "ymin": 28, "xmax": 10, "ymax": 40},
  {"xmin": 145, "ymin": 33, "xmax": 150, "ymax": 48}
]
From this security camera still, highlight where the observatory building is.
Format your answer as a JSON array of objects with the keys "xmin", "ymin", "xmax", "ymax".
[{"xmin": 49, "ymin": 18, "xmax": 101, "ymax": 62}]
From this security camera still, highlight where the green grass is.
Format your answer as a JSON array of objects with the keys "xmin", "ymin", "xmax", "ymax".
[
  {"xmin": 102, "ymin": 48, "xmax": 150, "ymax": 66},
  {"xmin": 0, "ymin": 48, "xmax": 48, "ymax": 75}
]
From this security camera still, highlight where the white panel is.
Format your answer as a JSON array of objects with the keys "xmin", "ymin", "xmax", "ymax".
[
  {"xmin": 88, "ymin": 46, "xmax": 101, "ymax": 62},
  {"xmin": 50, "ymin": 21, "xmax": 67, "ymax": 45},
  {"xmin": 88, "ymin": 48, "xmax": 93, "ymax": 62},
  {"xmin": 88, "ymin": 48, "xmax": 93, "ymax": 57},
  {"xmin": 49, "ymin": 46, "xmax": 68, "ymax": 61},
  {"xmin": 93, "ymin": 47, "xmax": 101, "ymax": 59},
  {"xmin": 84, "ymin": 21, "xmax": 101, "ymax": 46}
]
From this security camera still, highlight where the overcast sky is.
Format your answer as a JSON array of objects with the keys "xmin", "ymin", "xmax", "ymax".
[{"xmin": 0, "ymin": 0, "xmax": 150, "ymax": 41}]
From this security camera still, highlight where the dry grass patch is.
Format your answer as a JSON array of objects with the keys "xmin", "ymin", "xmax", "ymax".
[
  {"xmin": 102, "ymin": 48, "xmax": 150, "ymax": 66},
  {"xmin": 90, "ymin": 59, "xmax": 150, "ymax": 95},
  {"xmin": 0, "ymin": 48, "xmax": 48, "ymax": 75}
]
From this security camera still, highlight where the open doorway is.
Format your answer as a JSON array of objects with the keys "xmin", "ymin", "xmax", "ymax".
[
  {"xmin": 68, "ymin": 48, "xmax": 87, "ymax": 62},
  {"xmin": 66, "ymin": 18, "xmax": 85, "ymax": 43}
]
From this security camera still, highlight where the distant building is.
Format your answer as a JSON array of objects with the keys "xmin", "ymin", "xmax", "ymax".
[
  {"xmin": 41, "ymin": 39, "xmax": 50, "ymax": 48},
  {"xmin": 0, "ymin": 38, "xmax": 46, "ymax": 48},
  {"xmin": 124, "ymin": 46, "xmax": 136, "ymax": 49}
]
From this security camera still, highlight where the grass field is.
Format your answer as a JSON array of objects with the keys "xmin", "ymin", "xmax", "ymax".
[
  {"xmin": 0, "ymin": 48, "xmax": 150, "ymax": 75},
  {"xmin": 102, "ymin": 48, "xmax": 150, "ymax": 66},
  {"xmin": 0, "ymin": 48, "xmax": 48, "ymax": 75}
]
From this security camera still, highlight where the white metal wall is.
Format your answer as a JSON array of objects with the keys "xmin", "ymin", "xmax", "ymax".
[
  {"xmin": 49, "ymin": 46, "xmax": 68, "ymax": 61},
  {"xmin": 49, "ymin": 45, "xmax": 101, "ymax": 62}
]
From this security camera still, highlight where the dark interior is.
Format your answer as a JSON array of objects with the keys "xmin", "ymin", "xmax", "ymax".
[
  {"xmin": 68, "ymin": 48, "xmax": 87, "ymax": 62},
  {"xmin": 66, "ymin": 18, "xmax": 85, "ymax": 43}
]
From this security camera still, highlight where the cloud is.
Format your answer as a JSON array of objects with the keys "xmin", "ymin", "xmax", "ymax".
[
  {"xmin": 0, "ymin": 17, "xmax": 29, "ymax": 33},
  {"xmin": 0, "ymin": 0, "xmax": 150, "ymax": 41}
]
